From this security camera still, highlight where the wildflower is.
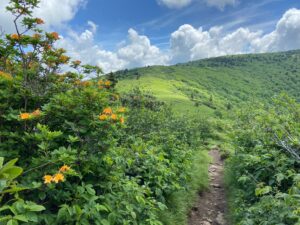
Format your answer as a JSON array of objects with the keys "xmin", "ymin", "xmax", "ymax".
[
  {"xmin": 44, "ymin": 44, "xmax": 51, "ymax": 50},
  {"xmin": 103, "ymin": 107, "xmax": 113, "ymax": 115},
  {"xmin": 98, "ymin": 80, "xmax": 104, "ymax": 85},
  {"xmin": 33, "ymin": 33, "xmax": 41, "ymax": 39},
  {"xmin": 73, "ymin": 60, "xmax": 81, "ymax": 65},
  {"xmin": 59, "ymin": 55, "xmax": 69, "ymax": 64},
  {"xmin": 99, "ymin": 114, "xmax": 108, "ymax": 121},
  {"xmin": 50, "ymin": 32, "xmax": 59, "ymax": 40},
  {"xmin": 117, "ymin": 107, "xmax": 126, "ymax": 113},
  {"xmin": 59, "ymin": 165, "xmax": 71, "ymax": 173},
  {"xmin": 120, "ymin": 117, "xmax": 125, "ymax": 124},
  {"xmin": 105, "ymin": 80, "xmax": 111, "ymax": 86},
  {"xmin": 10, "ymin": 34, "xmax": 19, "ymax": 40},
  {"xmin": 31, "ymin": 109, "xmax": 41, "ymax": 117},
  {"xmin": 36, "ymin": 18, "xmax": 44, "ymax": 24},
  {"xmin": 20, "ymin": 113, "xmax": 30, "ymax": 120},
  {"xmin": 52, "ymin": 173, "xmax": 64, "ymax": 183},
  {"xmin": 43, "ymin": 175, "xmax": 53, "ymax": 184},
  {"xmin": 0, "ymin": 71, "xmax": 13, "ymax": 80},
  {"xmin": 111, "ymin": 114, "xmax": 117, "ymax": 121},
  {"xmin": 81, "ymin": 81, "xmax": 92, "ymax": 87}
]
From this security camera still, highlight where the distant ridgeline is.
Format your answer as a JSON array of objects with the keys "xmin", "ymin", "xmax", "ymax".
[{"xmin": 115, "ymin": 50, "xmax": 300, "ymax": 116}]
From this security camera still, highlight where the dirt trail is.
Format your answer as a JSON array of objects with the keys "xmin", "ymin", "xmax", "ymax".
[{"xmin": 188, "ymin": 148, "xmax": 227, "ymax": 225}]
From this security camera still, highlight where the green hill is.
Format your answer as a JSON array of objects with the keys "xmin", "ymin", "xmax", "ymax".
[{"xmin": 116, "ymin": 50, "xmax": 300, "ymax": 116}]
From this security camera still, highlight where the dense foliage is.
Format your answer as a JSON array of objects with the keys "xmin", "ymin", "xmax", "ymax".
[
  {"xmin": 0, "ymin": 1, "xmax": 209, "ymax": 224},
  {"xmin": 228, "ymin": 94, "xmax": 300, "ymax": 225}
]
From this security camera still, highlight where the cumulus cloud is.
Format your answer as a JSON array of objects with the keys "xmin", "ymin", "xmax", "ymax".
[
  {"xmin": 170, "ymin": 8, "xmax": 300, "ymax": 63},
  {"xmin": 57, "ymin": 23, "xmax": 168, "ymax": 73},
  {"xmin": 0, "ymin": 0, "xmax": 85, "ymax": 33},
  {"xmin": 156, "ymin": 0, "xmax": 192, "ymax": 9}
]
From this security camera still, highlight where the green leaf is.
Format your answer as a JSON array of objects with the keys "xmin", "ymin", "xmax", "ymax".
[{"xmin": 13, "ymin": 215, "xmax": 28, "ymax": 222}]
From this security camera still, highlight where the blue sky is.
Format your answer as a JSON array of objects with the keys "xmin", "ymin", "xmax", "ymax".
[
  {"xmin": 1, "ymin": 0, "xmax": 300, "ymax": 72},
  {"xmin": 73, "ymin": 0, "xmax": 300, "ymax": 51}
]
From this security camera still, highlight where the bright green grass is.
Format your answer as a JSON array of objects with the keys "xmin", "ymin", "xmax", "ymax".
[{"xmin": 116, "ymin": 50, "xmax": 300, "ymax": 116}]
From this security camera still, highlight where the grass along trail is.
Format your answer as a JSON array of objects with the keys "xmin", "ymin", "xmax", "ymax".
[{"xmin": 188, "ymin": 148, "xmax": 227, "ymax": 225}]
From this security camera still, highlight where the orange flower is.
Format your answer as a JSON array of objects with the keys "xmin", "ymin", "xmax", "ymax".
[
  {"xmin": 33, "ymin": 33, "xmax": 41, "ymax": 39},
  {"xmin": 20, "ymin": 113, "xmax": 30, "ymax": 120},
  {"xmin": 59, "ymin": 55, "xmax": 69, "ymax": 64},
  {"xmin": 120, "ymin": 117, "xmax": 125, "ymax": 124},
  {"xmin": 81, "ymin": 81, "xmax": 92, "ymax": 87},
  {"xmin": 59, "ymin": 165, "xmax": 71, "ymax": 173},
  {"xmin": 52, "ymin": 173, "xmax": 64, "ymax": 183},
  {"xmin": 73, "ymin": 60, "xmax": 81, "ymax": 65},
  {"xmin": 43, "ymin": 175, "xmax": 53, "ymax": 184},
  {"xmin": 31, "ymin": 109, "xmax": 41, "ymax": 117},
  {"xmin": 117, "ymin": 107, "xmax": 126, "ymax": 113},
  {"xmin": 111, "ymin": 114, "xmax": 117, "ymax": 121},
  {"xmin": 105, "ymin": 80, "xmax": 111, "ymax": 86},
  {"xmin": 50, "ymin": 32, "xmax": 59, "ymax": 40},
  {"xmin": 0, "ymin": 71, "xmax": 13, "ymax": 80},
  {"xmin": 98, "ymin": 80, "xmax": 104, "ymax": 85},
  {"xmin": 10, "ymin": 34, "xmax": 19, "ymax": 40},
  {"xmin": 44, "ymin": 44, "xmax": 52, "ymax": 50},
  {"xmin": 36, "ymin": 18, "xmax": 44, "ymax": 24},
  {"xmin": 103, "ymin": 107, "xmax": 113, "ymax": 115},
  {"xmin": 99, "ymin": 114, "xmax": 108, "ymax": 121}
]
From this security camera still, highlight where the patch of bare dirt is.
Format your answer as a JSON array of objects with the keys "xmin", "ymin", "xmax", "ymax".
[{"xmin": 188, "ymin": 148, "xmax": 227, "ymax": 225}]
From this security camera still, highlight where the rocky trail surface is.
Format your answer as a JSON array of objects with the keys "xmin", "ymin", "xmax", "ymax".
[{"xmin": 188, "ymin": 149, "xmax": 227, "ymax": 225}]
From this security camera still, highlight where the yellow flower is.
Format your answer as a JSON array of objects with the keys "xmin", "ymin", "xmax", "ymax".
[
  {"xmin": 52, "ymin": 173, "xmax": 64, "ymax": 183},
  {"xmin": 120, "ymin": 117, "xmax": 125, "ymax": 124},
  {"xmin": 43, "ymin": 175, "xmax": 53, "ymax": 184},
  {"xmin": 103, "ymin": 107, "xmax": 113, "ymax": 115},
  {"xmin": 117, "ymin": 107, "xmax": 126, "ymax": 113},
  {"xmin": 98, "ymin": 80, "xmax": 104, "ymax": 85},
  {"xmin": 31, "ymin": 109, "xmax": 41, "ymax": 117},
  {"xmin": 59, "ymin": 55, "xmax": 69, "ymax": 64},
  {"xmin": 111, "ymin": 114, "xmax": 117, "ymax": 121},
  {"xmin": 59, "ymin": 165, "xmax": 71, "ymax": 173},
  {"xmin": 20, "ymin": 113, "xmax": 30, "ymax": 120},
  {"xmin": 33, "ymin": 33, "xmax": 41, "ymax": 39},
  {"xmin": 99, "ymin": 114, "xmax": 108, "ymax": 121}
]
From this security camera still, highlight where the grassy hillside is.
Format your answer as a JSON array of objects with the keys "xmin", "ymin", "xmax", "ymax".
[{"xmin": 116, "ymin": 50, "xmax": 300, "ymax": 115}]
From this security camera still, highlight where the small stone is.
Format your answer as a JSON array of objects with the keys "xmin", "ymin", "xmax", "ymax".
[
  {"xmin": 216, "ymin": 213, "xmax": 226, "ymax": 225},
  {"xmin": 212, "ymin": 183, "xmax": 221, "ymax": 188}
]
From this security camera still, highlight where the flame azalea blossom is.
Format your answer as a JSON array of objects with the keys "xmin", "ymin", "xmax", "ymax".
[
  {"xmin": 59, "ymin": 165, "xmax": 71, "ymax": 173},
  {"xmin": 11, "ymin": 34, "xmax": 19, "ymax": 40},
  {"xmin": 36, "ymin": 18, "xmax": 44, "ymax": 24},
  {"xmin": 103, "ymin": 107, "xmax": 113, "ymax": 115},
  {"xmin": 52, "ymin": 173, "xmax": 64, "ymax": 183},
  {"xmin": 20, "ymin": 113, "xmax": 31, "ymax": 120},
  {"xmin": 43, "ymin": 175, "xmax": 53, "ymax": 184},
  {"xmin": 99, "ymin": 114, "xmax": 108, "ymax": 121},
  {"xmin": 33, "ymin": 33, "xmax": 41, "ymax": 39},
  {"xmin": 59, "ymin": 55, "xmax": 69, "ymax": 64},
  {"xmin": 105, "ymin": 81, "xmax": 111, "ymax": 86},
  {"xmin": 120, "ymin": 117, "xmax": 125, "ymax": 124},
  {"xmin": 31, "ymin": 109, "xmax": 41, "ymax": 117},
  {"xmin": 50, "ymin": 32, "xmax": 59, "ymax": 40},
  {"xmin": 111, "ymin": 114, "xmax": 117, "ymax": 121},
  {"xmin": 98, "ymin": 80, "xmax": 104, "ymax": 85}
]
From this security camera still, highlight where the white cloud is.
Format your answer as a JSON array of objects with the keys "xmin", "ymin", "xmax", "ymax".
[
  {"xmin": 0, "ymin": 0, "xmax": 85, "ymax": 33},
  {"xmin": 157, "ymin": 0, "xmax": 192, "ymax": 9},
  {"xmin": 204, "ymin": 0, "xmax": 238, "ymax": 10},
  {"xmin": 57, "ymin": 23, "xmax": 168, "ymax": 73},
  {"xmin": 170, "ymin": 8, "xmax": 300, "ymax": 63}
]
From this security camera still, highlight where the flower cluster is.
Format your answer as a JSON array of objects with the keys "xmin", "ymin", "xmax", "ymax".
[
  {"xmin": 19, "ymin": 109, "xmax": 42, "ymax": 120},
  {"xmin": 43, "ymin": 165, "xmax": 71, "ymax": 184},
  {"xmin": 98, "ymin": 80, "xmax": 111, "ymax": 89},
  {"xmin": 36, "ymin": 18, "xmax": 44, "ymax": 25},
  {"xmin": 98, "ymin": 107, "xmax": 125, "ymax": 124},
  {"xmin": 10, "ymin": 33, "xmax": 20, "ymax": 40},
  {"xmin": 0, "ymin": 71, "xmax": 13, "ymax": 80}
]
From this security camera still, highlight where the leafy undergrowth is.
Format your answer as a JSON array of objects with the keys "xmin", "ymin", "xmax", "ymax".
[
  {"xmin": 225, "ymin": 94, "xmax": 300, "ymax": 225},
  {"xmin": 0, "ymin": 1, "xmax": 212, "ymax": 224}
]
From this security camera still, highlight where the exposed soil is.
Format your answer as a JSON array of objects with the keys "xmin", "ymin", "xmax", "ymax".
[{"xmin": 188, "ymin": 148, "xmax": 227, "ymax": 225}]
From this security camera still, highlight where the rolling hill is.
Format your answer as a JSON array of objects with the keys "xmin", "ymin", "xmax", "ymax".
[{"xmin": 115, "ymin": 50, "xmax": 300, "ymax": 116}]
